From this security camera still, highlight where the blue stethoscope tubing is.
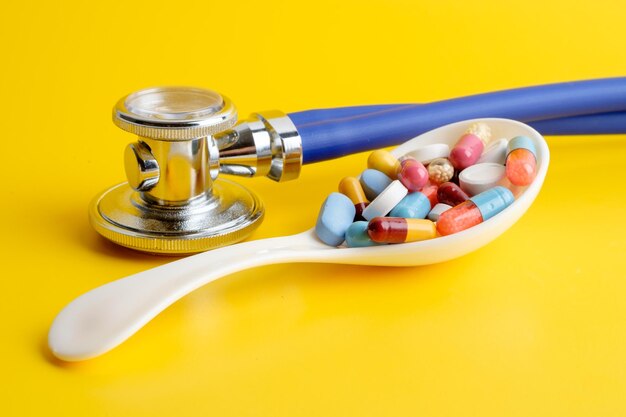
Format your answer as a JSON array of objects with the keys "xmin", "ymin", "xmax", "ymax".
[{"xmin": 288, "ymin": 77, "xmax": 626, "ymax": 163}]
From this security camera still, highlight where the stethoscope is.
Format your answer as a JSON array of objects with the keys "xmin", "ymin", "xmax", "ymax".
[{"xmin": 92, "ymin": 77, "xmax": 626, "ymax": 254}]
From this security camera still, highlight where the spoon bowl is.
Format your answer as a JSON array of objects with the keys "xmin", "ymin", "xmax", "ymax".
[{"xmin": 48, "ymin": 118, "xmax": 549, "ymax": 361}]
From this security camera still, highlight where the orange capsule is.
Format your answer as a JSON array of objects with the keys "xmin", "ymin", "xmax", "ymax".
[
  {"xmin": 436, "ymin": 200, "xmax": 483, "ymax": 236},
  {"xmin": 436, "ymin": 186, "xmax": 514, "ymax": 236},
  {"xmin": 505, "ymin": 136, "xmax": 537, "ymax": 186}
]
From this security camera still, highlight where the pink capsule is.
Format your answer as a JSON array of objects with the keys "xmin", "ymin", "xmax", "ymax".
[
  {"xmin": 449, "ymin": 123, "xmax": 492, "ymax": 170},
  {"xmin": 397, "ymin": 157, "xmax": 429, "ymax": 191},
  {"xmin": 449, "ymin": 134, "xmax": 484, "ymax": 170}
]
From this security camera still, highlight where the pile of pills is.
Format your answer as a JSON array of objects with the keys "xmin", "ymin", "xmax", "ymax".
[{"xmin": 315, "ymin": 122, "xmax": 538, "ymax": 247}]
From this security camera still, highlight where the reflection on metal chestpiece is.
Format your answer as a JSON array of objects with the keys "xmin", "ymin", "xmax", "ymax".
[
  {"xmin": 113, "ymin": 86, "xmax": 238, "ymax": 140},
  {"xmin": 216, "ymin": 111, "xmax": 303, "ymax": 182},
  {"xmin": 90, "ymin": 86, "xmax": 272, "ymax": 254},
  {"xmin": 124, "ymin": 142, "xmax": 160, "ymax": 192},
  {"xmin": 114, "ymin": 87, "xmax": 235, "ymax": 205}
]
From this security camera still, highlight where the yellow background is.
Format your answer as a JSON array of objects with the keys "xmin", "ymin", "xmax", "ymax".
[{"xmin": 2, "ymin": 0, "xmax": 626, "ymax": 415}]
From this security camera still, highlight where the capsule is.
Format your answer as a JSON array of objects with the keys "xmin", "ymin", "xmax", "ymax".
[
  {"xmin": 437, "ymin": 182, "xmax": 469, "ymax": 207},
  {"xmin": 505, "ymin": 136, "xmax": 537, "ymax": 186},
  {"xmin": 345, "ymin": 221, "xmax": 384, "ymax": 247},
  {"xmin": 427, "ymin": 157, "xmax": 455, "ymax": 185},
  {"xmin": 449, "ymin": 122, "xmax": 492, "ymax": 170},
  {"xmin": 389, "ymin": 191, "xmax": 431, "ymax": 219},
  {"xmin": 339, "ymin": 176, "xmax": 369, "ymax": 220},
  {"xmin": 421, "ymin": 183, "xmax": 439, "ymax": 208},
  {"xmin": 436, "ymin": 186, "xmax": 514, "ymax": 236},
  {"xmin": 397, "ymin": 157, "xmax": 429, "ymax": 191},
  {"xmin": 368, "ymin": 217, "xmax": 437, "ymax": 243},
  {"xmin": 368, "ymin": 149, "xmax": 400, "ymax": 179}
]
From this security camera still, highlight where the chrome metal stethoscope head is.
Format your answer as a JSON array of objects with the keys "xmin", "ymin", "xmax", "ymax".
[{"xmin": 89, "ymin": 86, "xmax": 302, "ymax": 254}]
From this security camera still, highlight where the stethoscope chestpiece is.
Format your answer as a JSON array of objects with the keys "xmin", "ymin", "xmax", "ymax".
[
  {"xmin": 113, "ymin": 87, "xmax": 237, "ymax": 140},
  {"xmin": 89, "ymin": 87, "xmax": 266, "ymax": 255}
]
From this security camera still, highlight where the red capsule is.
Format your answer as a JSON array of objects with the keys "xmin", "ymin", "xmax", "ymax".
[
  {"xmin": 397, "ymin": 157, "xmax": 429, "ymax": 191},
  {"xmin": 420, "ymin": 183, "xmax": 439, "ymax": 208},
  {"xmin": 437, "ymin": 182, "xmax": 469, "ymax": 206},
  {"xmin": 368, "ymin": 217, "xmax": 436, "ymax": 243},
  {"xmin": 354, "ymin": 202, "xmax": 369, "ymax": 221}
]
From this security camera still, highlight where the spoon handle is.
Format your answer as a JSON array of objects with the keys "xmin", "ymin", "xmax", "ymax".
[{"xmin": 49, "ymin": 230, "xmax": 327, "ymax": 361}]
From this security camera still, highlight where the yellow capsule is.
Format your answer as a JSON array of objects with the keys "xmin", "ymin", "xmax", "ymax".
[
  {"xmin": 339, "ymin": 176, "xmax": 369, "ymax": 219},
  {"xmin": 338, "ymin": 176, "xmax": 368, "ymax": 205},
  {"xmin": 367, "ymin": 149, "xmax": 401, "ymax": 179},
  {"xmin": 405, "ymin": 218, "xmax": 437, "ymax": 242}
]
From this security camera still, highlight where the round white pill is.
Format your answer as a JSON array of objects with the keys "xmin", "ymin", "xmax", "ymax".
[
  {"xmin": 362, "ymin": 180, "xmax": 408, "ymax": 221},
  {"xmin": 459, "ymin": 163, "xmax": 506, "ymax": 196},
  {"xmin": 427, "ymin": 203, "xmax": 452, "ymax": 222},
  {"xmin": 477, "ymin": 138, "xmax": 508, "ymax": 165},
  {"xmin": 403, "ymin": 143, "xmax": 450, "ymax": 164}
]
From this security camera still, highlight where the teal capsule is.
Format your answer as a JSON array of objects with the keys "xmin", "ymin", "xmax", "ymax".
[
  {"xmin": 345, "ymin": 221, "xmax": 384, "ymax": 247},
  {"xmin": 388, "ymin": 192, "xmax": 430, "ymax": 219}
]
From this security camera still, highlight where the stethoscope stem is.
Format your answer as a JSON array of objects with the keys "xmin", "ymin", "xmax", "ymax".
[
  {"xmin": 292, "ymin": 105, "xmax": 626, "ymax": 135},
  {"xmin": 524, "ymin": 111, "xmax": 626, "ymax": 135},
  {"xmin": 288, "ymin": 77, "xmax": 626, "ymax": 163}
]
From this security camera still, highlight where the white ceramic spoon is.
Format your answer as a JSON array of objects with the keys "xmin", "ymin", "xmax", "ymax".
[{"xmin": 48, "ymin": 118, "xmax": 549, "ymax": 361}]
